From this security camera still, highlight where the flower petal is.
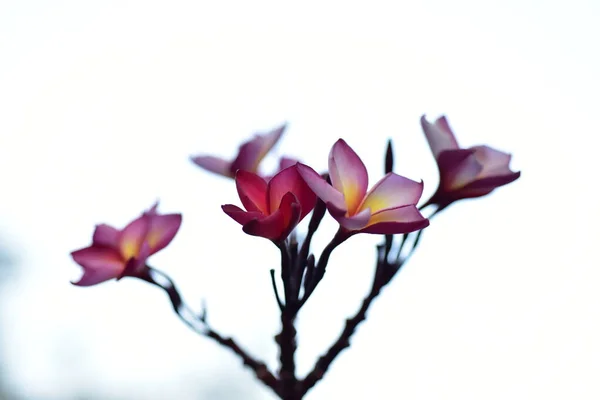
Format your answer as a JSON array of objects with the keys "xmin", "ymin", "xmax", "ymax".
[
  {"xmin": 119, "ymin": 213, "xmax": 151, "ymax": 260},
  {"xmin": 243, "ymin": 192, "xmax": 301, "ymax": 241},
  {"xmin": 190, "ymin": 155, "xmax": 233, "ymax": 177},
  {"xmin": 361, "ymin": 205, "xmax": 429, "ymax": 234},
  {"xmin": 92, "ymin": 224, "xmax": 120, "ymax": 248},
  {"xmin": 359, "ymin": 173, "xmax": 424, "ymax": 214},
  {"xmin": 146, "ymin": 202, "xmax": 159, "ymax": 215},
  {"xmin": 118, "ymin": 244, "xmax": 151, "ymax": 279},
  {"xmin": 471, "ymin": 145, "xmax": 514, "ymax": 177},
  {"xmin": 421, "ymin": 115, "xmax": 460, "ymax": 158},
  {"xmin": 264, "ymin": 157, "xmax": 301, "ymax": 182},
  {"xmin": 278, "ymin": 156, "xmax": 299, "ymax": 171},
  {"xmin": 222, "ymin": 204, "xmax": 265, "ymax": 225},
  {"xmin": 146, "ymin": 213, "xmax": 182, "ymax": 255},
  {"xmin": 231, "ymin": 123, "xmax": 287, "ymax": 173},
  {"xmin": 297, "ymin": 163, "xmax": 347, "ymax": 216},
  {"xmin": 267, "ymin": 165, "xmax": 316, "ymax": 219},
  {"xmin": 235, "ymin": 170, "xmax": 269, "ymax": 213},
  {"xmin": 442, "ymin": 152, "xmax": 483, "ymax": 191},
  {"xmin": 71, "ymin": 246, "xmax": 125, "ymax": 286},
  {"xmin": 337, "ymin": 207, "xmax": 371, "ymax": 231},
  {"xmin": 436, "ymin": 149, "xmax": 475, "ymax": 173},
  {"xmin": 459, "ymin": 171, "xmax": 521, "ymax": 197},
  {"xmin": 329, "ymin": 139, "xmax": 368, "ymax": 214}
]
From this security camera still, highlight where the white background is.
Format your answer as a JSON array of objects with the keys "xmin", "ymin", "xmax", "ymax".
[{"xmin": 0, "ymin": 1, "xmax": 599, "ymax": 399}]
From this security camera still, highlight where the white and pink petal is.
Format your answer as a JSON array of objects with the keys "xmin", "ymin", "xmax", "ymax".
[
  {"xmin": 471, "ymin": 145, "xmax": 514, "ymax": 177},
  {"xmin": 421, "ymin": 115, "xmax": 460, "ymax": 158},
  {"xmin": 297, "ymin": 163, "xmax": 347, "ymax": 217},
  {"xmin": 191, "ymin": 155, "xmax": 233, "ymax": 177},
  {"xmin": 328, "ymin": 139, "xmax": 368, "ymax": 214},
  {"xmin": 337, "ymin": 208, "xmax": 371, "ymax": 231},
  {"xmin": 361, "ymin": 205, "xmax": 429, "ymax": 234},
  {"xmin": 359, "ymin": 173, "xmax": 424, "ymax": 214}
]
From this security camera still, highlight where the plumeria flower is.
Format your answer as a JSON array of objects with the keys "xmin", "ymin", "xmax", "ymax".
[
  {"xmin": 297, "ymin": 139, "xmax": 429, "ymax": 235},
  {"xmin": 420, "ymin": 115, "xmax": 520, "ymax": 208},
  {"xmin": 191, "ymin": 123, "xmax": 287, "ymax": 178},
  {"xmin": 222, "ymin": 165, "xmax": 316, "ymax": 242},
  {"xmin": 70, "ymin": 203, "xmax": 182, "ymax": 286}
]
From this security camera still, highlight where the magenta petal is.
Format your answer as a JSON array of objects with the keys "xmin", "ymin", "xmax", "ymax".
[
  {"xmin": 436, "ymin": 149, "xmax": 475, "ymax": 172},
  {"xmin": 264, "ymin": 157, "xmax": 301, "ymax": 182},
  {"xmin": 119, "ymin": 214, "xmax": 151, "ymax": 260},
  {"xmin": 360, "ymin": 173, "xmax": 424, "ymax": 214},
  {"xmin": 146, "ymin": 213, "xmax": 182, "ymax": 255},
  {"xmin": 278, "ymin": 157, "xmax": 299, "ymax": 171},
  {"xmin": 243, "ymin": 192, "xmax": 300, "ymax": 241},
  {"xmin": 222, "ymin": 204, "xmax": 264, "ymax": 226},
  {"xmin": 145, "ymin": 202, "xmax": 160, "ymax": 216},
  {"xmin": 338, "ymin": 208, "xmax": 371, "ymax": 231},
  {"xmin": 267, "ymin": 165, "xmax": 316, "ymax": 219},
  {"xmin": 460, "ymin": 171, "xmax": 521, "ymax": 194},
  {"xmin": 360, "ymin": 219, "xmax": 430, "ymax": 234},
  {"xmin": 421, "ymin": 115, "xmax": 460, "ymax": 158},
  {"xmin": 242, "ymin": 212, "xmax": 285, "ymax": 241},
  {"xmin": 71, "ymin": 246, "xmax": 125, "ymax": 286},
  {"xmin": 329, "ymin": 139, "xmax": 368, "ymax": 214},
  {"xmin": 277, "ymin": 192, "xmax": 302, "ymax": 235},
  {"xmin": 235, "ymin": 170, "xmax": 269, "ymax": 213},
  {"xmin": 231, "ymin": 123, "xmax": 287, "ymax": 173},
  {"xmin": 443, "ymin": 152, "xmax": 483, "ymax": 190},
  {"xmin": 361, "ymin": 205, "xmax": 429, "ymax": 234},
  {"xmin": 191, "ymin": 155, "xmax": 233, "ymax": 177},
  {"xmin": 92, "ymin": 224, "xmax": 120, "ymax": 248}
]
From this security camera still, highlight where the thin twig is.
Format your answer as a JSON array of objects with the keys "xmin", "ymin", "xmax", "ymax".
[
  {"xmin": 270, "ymin": 268, "xmax": 285, "ymax": 311},
  {"xmin": 300, "ymin": 276, "xmax": 384, "ymax": 395},
  {"xmin": 299, "ymin": 228, "xmax": 350, "ymax": 307},
  {"xmin": 142, "ymin": 267, "xmax": 281, "ymax": 396}
]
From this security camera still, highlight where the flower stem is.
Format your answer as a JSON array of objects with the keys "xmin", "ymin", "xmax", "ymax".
[{"xmin": 299, "ymin": 228, "xmax": 351, "ymax": 307}]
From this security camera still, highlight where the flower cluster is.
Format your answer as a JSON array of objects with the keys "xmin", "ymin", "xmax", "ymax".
[{"xmin": 70, "ymin": 115, "xmax": 519, "ymax": 399}]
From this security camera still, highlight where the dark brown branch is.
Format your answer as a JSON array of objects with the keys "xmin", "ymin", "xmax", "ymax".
[
  {"xmin": 141, "ymin": 267, "xmax": 281, "ymax": 396},
  {"xmin": 275, "ymin": 310, "xmax": 300, "ymax": 399},
  {"xmin": 276, "ymin": 245, "xmax": 300, "ymax": 399},
  {"xmin": 300, "ymin": 279, "xmax": 384, "ymax": 395},
  {"xmin": 205, "ymin": 329, "xmax": 280, "ymax": 391},
  {"xmin": 301, "ymin": 212, "xmax": 438, "ymax": 396}
]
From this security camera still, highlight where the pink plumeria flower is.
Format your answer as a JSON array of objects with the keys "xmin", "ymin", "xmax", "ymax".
[
  {"xmin": 71, "ymin": 203, "xmax": 182, "ymax": 286},
  {"xmin": 191, "ymin": 123, "xmax": 287, "ymax": 178},
  {"xmin": 297, "ymin": 139, "xmax": 429, "ymax": 235},
  {"xmin": 420, "ymin": 115, "xmax": 521, "ymax": 208},
  {"xmin": 222, "ymin": 165, "xmax": 316, "ymax": 242}
]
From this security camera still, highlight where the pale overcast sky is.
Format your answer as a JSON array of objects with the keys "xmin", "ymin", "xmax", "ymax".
[{"xmin": 1, "ymin": 1, "xmax": 599, "ymax": 399}]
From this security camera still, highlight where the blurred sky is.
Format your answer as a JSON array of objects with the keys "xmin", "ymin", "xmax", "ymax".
[{"xmin": 0, "ymin": 0, "xmax": 599, "ymax": 399}]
